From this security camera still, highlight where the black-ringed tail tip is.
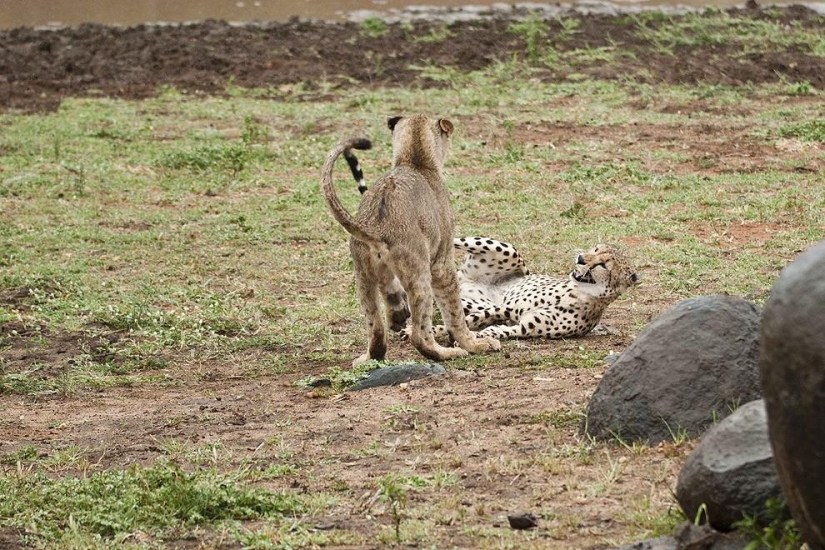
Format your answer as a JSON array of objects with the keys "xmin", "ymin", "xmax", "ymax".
[{"xmin": 343, "ymin": 138, "xmax": 372, "ymax": 194}]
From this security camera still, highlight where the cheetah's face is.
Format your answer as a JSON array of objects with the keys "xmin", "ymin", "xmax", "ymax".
[{"xmin": 571, "ymin": 244, "xmax": 639, "ymax": 295}]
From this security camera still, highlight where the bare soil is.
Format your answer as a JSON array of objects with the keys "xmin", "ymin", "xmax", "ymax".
[
  {"xmin": 1, "ymin": 5, "xmax": 824, "ymax": 113},
  {"xmin": 1, "ymin": 6, "xmax": 823, "ymax": 549},
  {"xmin": 1, "ymin": 318, "xmax": 687, "ymax": 549}
]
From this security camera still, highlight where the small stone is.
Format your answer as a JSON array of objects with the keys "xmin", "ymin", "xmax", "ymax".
[
  {"xmin": 507, "ymin": 512, "xmax": 538, "ymax": 530},
  {"xmin": 348, "ymin": 363, "xmax": 446, "ymax": 391}
]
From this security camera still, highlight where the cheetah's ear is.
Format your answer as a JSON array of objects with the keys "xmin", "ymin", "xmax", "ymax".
[
  {"xmin": 387, "ymin": 116, "xmax": 403, "ymax": 132},
  {"xmin": 438, "ymin": 118, "xmax": 454, "ymax": 136},
  {"xmin": 630, "ymin": 273, "xmax": 640, "ymax": 284}
]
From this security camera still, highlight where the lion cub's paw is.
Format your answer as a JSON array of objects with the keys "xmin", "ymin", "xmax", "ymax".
[
  {"xmin": 437, "ymin": 346, "xmax": 469, "ymax": 360},
  {"xmin": 478, "ymin": 334, "xmax": 501, "ymax": 352},
  {"xmin": 461, "ymin": 333, "xmax": 500, "ymax": 353}
]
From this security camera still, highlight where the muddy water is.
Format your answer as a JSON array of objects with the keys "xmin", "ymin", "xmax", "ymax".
[{"xmin": 0, "ymin": 0, "xmax": 817, "ymax": 29}]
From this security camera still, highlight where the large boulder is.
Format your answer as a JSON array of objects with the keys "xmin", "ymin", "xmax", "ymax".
[
  {"xmin": 584, "ymin": 295, "xmax": 761, "ymax": 444},
  {"xmin": 760, "ymin": 239, "xmax": 825, "ymax": 550},
  {"xmin": 676, "ymin": 399, "xmax": 780, "ymax": 531}
]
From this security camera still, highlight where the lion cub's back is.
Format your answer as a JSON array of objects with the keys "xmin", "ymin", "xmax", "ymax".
[{"xmin": 356, "ymin": 167, "xmax": 450, "ymax": 243}]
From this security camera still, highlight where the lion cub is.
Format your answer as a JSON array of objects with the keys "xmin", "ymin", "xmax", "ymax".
[{"xmin": 321, "ymin": 115, "xmax": 500, "ymax": 365}]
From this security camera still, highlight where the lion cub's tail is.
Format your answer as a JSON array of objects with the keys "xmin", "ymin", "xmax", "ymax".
[{"xmin": 321, "ymin": 138, "xmax": 382, "ymax": 244}]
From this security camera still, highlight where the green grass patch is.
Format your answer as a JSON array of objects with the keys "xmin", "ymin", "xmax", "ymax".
[
  {"xmin": 1, "ymin": 445, "xmax": 39, "ymax": 465},
  {"xmin": 412, "ymin": 24, "xmax": 452, "ymax": 43},
  {"xmin": 508, "ymin": 15, "xmax": 550, "ymax": 65},
  {"xmin": 528, "ymin": 408, "xmax": 584, "ymax": 429},
  {"xmin": 732, "ymin": 496, "xmax": 802, "ymax": 549},
  {"xmin": 1, "ymin": 81, "xmax": 823, "ymax": 378},
  {"xmin": 632, "ymin": 10, "xmax": 825, "ymax": 56},
  {"xmin": 0, "ymin": 460, "xmax": 304, "ymax": 545},
  {"xmin": 360, "ymin": 17, "xmax": 388, "ymax": 38},
  {"xmin": 779, "ymin": 119, "xmax": 825, "ymax": 142},
  {"xmin": 621, "ymin": 497, "xmax": 686, "ymax": 540},
  {"xmin": 237, "ymin": 523, "xmax": 358, "ymax": 548}
]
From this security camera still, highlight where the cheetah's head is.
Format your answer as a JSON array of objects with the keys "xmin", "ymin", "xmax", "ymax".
[{"xmin": 571, "ymin": 244, "xmax": 639, "ymax": 297}]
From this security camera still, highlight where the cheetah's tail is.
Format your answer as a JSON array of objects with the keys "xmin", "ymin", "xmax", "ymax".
[
  {"xmin": 320, "ymin": 138, "xmax": 382, "ymax": 245},
  {"xmin": 343, "ymin": 141, "xmax": 369, "ymax": 194}
]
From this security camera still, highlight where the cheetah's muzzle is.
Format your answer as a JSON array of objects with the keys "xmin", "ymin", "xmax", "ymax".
[{"xmin": 572, "ymin": 270, "xmax": 596, "ymax": 285}]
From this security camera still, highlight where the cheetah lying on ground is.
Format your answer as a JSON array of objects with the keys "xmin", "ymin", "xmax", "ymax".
[
  {"xmin": 425, "ymin": 237, "xmax": 639, "ymax": 340},
  {"xmin": 343, "ymin": 153, "xmax": 638, "ymax": 341}
]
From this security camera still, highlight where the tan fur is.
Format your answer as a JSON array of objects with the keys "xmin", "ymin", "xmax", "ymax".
[{"xmin": 321, "ymin": 115, "xmax": 500, "ymax": 365}]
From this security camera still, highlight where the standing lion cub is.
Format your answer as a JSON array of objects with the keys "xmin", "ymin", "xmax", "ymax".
[{"xmin": 321, "ymin": 115, "xmax": 501, "ymax": 365}]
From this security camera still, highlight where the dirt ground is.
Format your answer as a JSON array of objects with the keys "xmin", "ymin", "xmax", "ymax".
[
  {"xmin": 1, "ymin": 303, "xmax": 682, "ymax": 548},
  {"xmin": 1, "ymin": 6, "xmax": 824, "ymax": 549},
  {"xmin": 1, "ymin": 5, "xmax": 824, "ymax": 113}
]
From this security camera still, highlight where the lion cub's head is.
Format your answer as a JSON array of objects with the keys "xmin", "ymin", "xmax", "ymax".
[{"xmin": 387, "ymin": 115, "xmax": 454, "ymax": 173}]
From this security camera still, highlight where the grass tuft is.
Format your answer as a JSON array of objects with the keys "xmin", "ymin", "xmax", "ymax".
[
  {"xmin": 732, "ymin": 496, "xmax": 801, "ymax": 549},
  {"xmin": 779, "ymin": 119, "xmax": 825, "ymax": 142},
  {"xmin": 508, "ymin": 14, "xmax": 550, "ymax": 65},
  {"xmin": 360, "ymin": 17, "xmax": 389, "ymax": 38}
]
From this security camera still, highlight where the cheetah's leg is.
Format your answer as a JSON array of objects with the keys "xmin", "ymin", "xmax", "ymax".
[
  {"xmin": 454, "ymin": 237, "xmax": 529, "ymax": 282},
  {"xmin": 465, "ymin": 304, "xmax": 513, "ymax": 330},
  {"xmin": 401, "ymin": 257, "xmax": 516, "ymax": 343},
  {"xmin": 476, "ymin": 307, "xmax": 571, "ymax": 340},
  {"xmin": 426, "ymin": 298, "xmax": 513, "ymax": 341}
]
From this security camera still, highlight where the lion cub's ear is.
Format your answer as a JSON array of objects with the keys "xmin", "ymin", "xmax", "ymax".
[
  {"xmin": 387, "ymin": 116, "xmax": 403, "ymax": 131},
  {"xmin": 438, "ymin": 118, "xmax": 454, "ymax": 136}
]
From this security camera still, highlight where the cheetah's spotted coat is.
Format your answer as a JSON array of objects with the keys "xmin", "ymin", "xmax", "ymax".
[{"xmin": 431, "ymin": 237, "xmax": 639, "ymax": 340}]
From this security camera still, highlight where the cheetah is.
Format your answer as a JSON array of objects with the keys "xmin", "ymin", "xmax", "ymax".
[{"xmin": 430, "ymin": 237, "xmax": 639, "ymax": 340}]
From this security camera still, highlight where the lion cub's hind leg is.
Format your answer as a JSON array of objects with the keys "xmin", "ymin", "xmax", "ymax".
[
  {"xmin": 390, "ymin": 249, "xmax": 469, "ymax": 361},
  {"xmin": 351, "ymin": 241, "xmax": 391, "ymax": 367},
  {"xmin": 431, "ymin": 261, "xmax": 501, "ymax": 354},
  {"xmin": 383, "ymin": 276, "xmax": 410, "ymax": 332}
]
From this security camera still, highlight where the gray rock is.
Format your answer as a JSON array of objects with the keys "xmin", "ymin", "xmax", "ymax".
[
  {"xmin": 676, "ymin": 399, "xmax": 781, "ymax": 531},
  {"xmin": 615, "ymin": 535, "xmax": 678, "ymax": 550},
  {"xmin": 507, "ymin": 512, "xmax": 538, "ymax": 530},
  {"xmin": 584, "ymin": 295, "xmax": 762, "ymax": 444},
  {"xmin": 760, "ymin": 239, "xmax": 825, "ymax": 550},
  {"xmin": 347, "ymin": 363, "xmax": 446, "ymax": 391},
  {"xmin": 615, "ymin": 522, "xmax": 748, "ymax": 550}
]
